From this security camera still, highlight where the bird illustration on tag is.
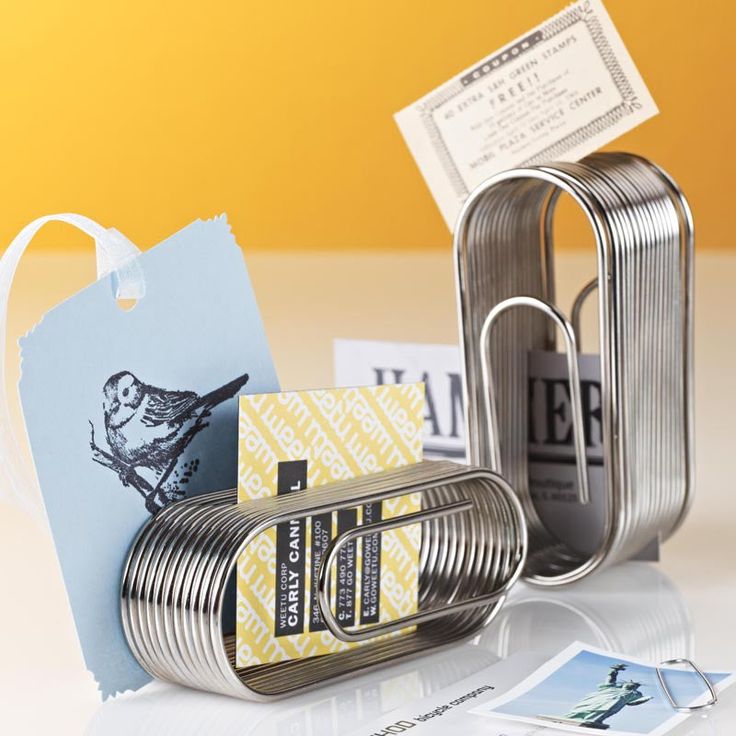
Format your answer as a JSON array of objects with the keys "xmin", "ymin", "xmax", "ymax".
[{"xmin": 89, "ymin": 371, "xmax": 249, "ymax": 513}]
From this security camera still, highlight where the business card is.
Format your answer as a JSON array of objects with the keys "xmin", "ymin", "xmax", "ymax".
[
  {"xmin": 235, "ymin": 383, "xmax": 424, "ymax": 667},
  {"xmin": 395, "ymin": 0, "xmax": 658, "ymax": 229}
]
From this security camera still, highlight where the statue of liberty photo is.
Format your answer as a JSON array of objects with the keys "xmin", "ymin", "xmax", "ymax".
[
  {"xmin": 481, "ymin": 647, "xmax": 726, "ymax": 733},
  {"xmin": 555, "ymin": 663, "xmax": 652, "ymax": 730}
]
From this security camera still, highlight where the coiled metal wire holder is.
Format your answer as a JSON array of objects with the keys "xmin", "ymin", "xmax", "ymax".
[
  {"xmin": 454, "ymin": 152, "xmax": 693, "ymax": 586},
  {"xmin": 121, "ymin": 460, "xmax": 527, "ymax": 700}
]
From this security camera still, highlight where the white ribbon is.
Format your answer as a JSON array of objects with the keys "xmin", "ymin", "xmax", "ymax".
[{"xmin": 0, "ymin": 214, "xmax": 145, "ymax": 518}]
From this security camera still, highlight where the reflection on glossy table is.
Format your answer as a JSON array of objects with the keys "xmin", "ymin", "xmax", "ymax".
[{"xmin": 1, "ymin": 249, "xmax": 735, "ymax": 734}]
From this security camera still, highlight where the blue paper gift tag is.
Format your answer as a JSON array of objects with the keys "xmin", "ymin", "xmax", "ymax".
[{"xmin": 18, "ymin": 215, "xmax": 279, "ymax": 698}]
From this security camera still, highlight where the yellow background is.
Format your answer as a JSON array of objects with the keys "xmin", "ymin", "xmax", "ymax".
[{"xmin": 0, "ymin": 0, "xmax": 729, "ymax": 253}]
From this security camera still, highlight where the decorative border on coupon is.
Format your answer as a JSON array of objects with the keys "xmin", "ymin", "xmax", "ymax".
[{"xmin": 418, "ymin": 0, "xmax": 642, "ymax": 198}]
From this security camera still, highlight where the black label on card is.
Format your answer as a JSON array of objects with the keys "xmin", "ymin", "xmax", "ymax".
[
  {"xmin": 309, "ymin": 511, "xmax": 333, "ymax": 632},
  {"xmin": 335, "ymin": 508, "xmax": 358, "ymax": 627},
  {"xmin": 274, "ymin": 460, "xmax": 308, "ymax": 637},
  {"xmin": 360, "ymin": 502, "xmax": 382, "ymax": 624}
]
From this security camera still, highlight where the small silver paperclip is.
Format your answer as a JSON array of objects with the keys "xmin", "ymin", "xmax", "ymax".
[{"xmin": 656, "ymin": 658, "xmax": 718, "ymax": 712}]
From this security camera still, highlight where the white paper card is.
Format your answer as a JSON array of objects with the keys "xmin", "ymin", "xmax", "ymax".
[{"xmin": 395, "ymin": 0, "xmax": 658, "ymax": 229}]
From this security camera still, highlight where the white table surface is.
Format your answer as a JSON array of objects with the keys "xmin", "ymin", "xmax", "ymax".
[{"xmin": 1, "ymin": 248, "xmax": 735, "ymax": 734}]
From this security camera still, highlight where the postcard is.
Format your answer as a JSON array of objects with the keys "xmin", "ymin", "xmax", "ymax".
[
  {"xmin": 471, "ymin": 642, "xmax": 734, "ymax": 736},
  {"xmin": 235, "ymin": 383, "xmax": 424, "ymax": 667},
  {"xmin": 395, "ymin": 0, "xmax": 658, "ymax": 229}
]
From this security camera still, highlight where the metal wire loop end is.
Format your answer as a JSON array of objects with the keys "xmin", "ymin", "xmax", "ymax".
[
  {"xmin": 317, "ymin": 499, "xmax": 513, "ymax": 643},
  {"xmin": 656, "ymin": 658, "xmax": 718, "ymax": 712},
  {"xmin": 480, "ymin": 294, "xmax": 590, "ymax": 505},
  {"xmin": 570, "ymin": 277, "xmax": 598, "ymax": 350}
]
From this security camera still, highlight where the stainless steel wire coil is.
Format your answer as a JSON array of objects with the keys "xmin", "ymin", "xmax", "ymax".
[
  {"xmin": 121, "ymin": 460, "xmax": 527, "ymax": 700},
  {"xmin": 454, "ymin": 152, "xmax": 693, "ymax": 586}
]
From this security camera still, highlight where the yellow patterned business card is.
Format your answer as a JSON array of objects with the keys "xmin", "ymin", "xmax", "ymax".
[{"xmin": 235, "ymin": 383, "xmax": 424, "ymax": 667}]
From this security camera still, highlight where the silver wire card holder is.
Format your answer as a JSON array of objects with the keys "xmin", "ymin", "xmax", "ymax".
[
  {"xmin": 454, "ymin": 152, "xmax": 694, "ymax": 586},
  {"xmin": 121, "ymin": 460, "xmax": 527, "ymax": 700}
]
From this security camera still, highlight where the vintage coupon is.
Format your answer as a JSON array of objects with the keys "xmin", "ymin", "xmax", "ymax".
[
  {"xmin": 395, "ymin": 0, "xmax": 658, "ymax": 229},
  {"xmin": 235, "ymin": 383, "xmax": 424, "ymax": 667}
]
